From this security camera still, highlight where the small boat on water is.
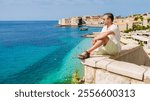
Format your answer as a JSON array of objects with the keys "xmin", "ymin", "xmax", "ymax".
[{"xmin": 80, "ymin": 27, "xmax": 88, "ymax": 31}]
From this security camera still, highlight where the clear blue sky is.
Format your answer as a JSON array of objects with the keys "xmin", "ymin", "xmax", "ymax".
[{"xmin": 0, "ymin": 0, "xmax": 150, "ymax": 20}]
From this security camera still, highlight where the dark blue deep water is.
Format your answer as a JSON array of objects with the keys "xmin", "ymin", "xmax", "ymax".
[{"xmin": 0, "ymin": 21, "xmax": 101, "ymax": 84}]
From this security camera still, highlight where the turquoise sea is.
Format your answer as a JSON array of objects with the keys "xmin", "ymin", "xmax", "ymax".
[{"xmin": 0, "ymin": 21, "xmax": 101, "ymax": 84}]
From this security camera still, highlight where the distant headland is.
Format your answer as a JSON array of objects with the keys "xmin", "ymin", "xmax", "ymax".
[{"xmin": 58, "ymin": 12, "xmax": 150, "ymax": 32}]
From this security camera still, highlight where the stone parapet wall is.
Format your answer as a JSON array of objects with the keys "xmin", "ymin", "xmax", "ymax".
[{"xmin": 82, "ymin": 44, "xmax": 150, "ymax": 84}]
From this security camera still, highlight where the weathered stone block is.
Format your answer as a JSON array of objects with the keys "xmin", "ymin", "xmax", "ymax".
[
  {"xmin": 95, "ymin": 69, "xmax": 131, "ymax": 84},
  {"xmin": 144, "ymin": 68, "xmax": 150, "ymax": 84},
  {"xmin": 84, "ymin": 66, "xmax": 96, "ymax": 83},
  {"xmin": 95, "ymin": 59, "xmax": 114, "ymax": 70},
  {"xmin": 130, "ymin": 79, "xmax": 144, "ymax": 84},
  {"xmin": 84, "ymin": 57, "xmax": 107, "ymax": 67},
  {"xmin": 107, "ymin": 61, "xmax": 146, "ymax": 80}
]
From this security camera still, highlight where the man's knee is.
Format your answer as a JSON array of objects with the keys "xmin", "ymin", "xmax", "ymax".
[{"xmin": 96, "ymin": 39, "xmax": 103, "ymax": 44}]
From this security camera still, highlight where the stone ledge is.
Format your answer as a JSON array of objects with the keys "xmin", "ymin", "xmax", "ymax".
[
  {"xmin": 112, "ymin": 44, "xmax": 140, "ymax": 59},
  {"xmin": 107, "ymin": 61, "xmax": 146, "ymax": 80},
  {"xmin": 81, "ymin": 44, "xmax": 150, "ymax": 84},
  {"xmin": 141, "ymin": 65, "xmax": 150, "ymax": 70},
  {"xmin": 121, "ymin": 44, "xmax": 139, "ymax": 51},
  {"xmin": 82, "ymin": 56, "xmax": 109, "ymax": 67},
  {"xmin": 95, "ymin": 59, "xmax": 115, "ymax": 70},
  {"xmin": 82, "ymin": 44, "xmax": 141, "ymax": 68}
]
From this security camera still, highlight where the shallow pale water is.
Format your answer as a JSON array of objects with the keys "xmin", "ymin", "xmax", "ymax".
[{"xmin": 0, "ymin": 21, "xmax": 101, "ymax": 84}]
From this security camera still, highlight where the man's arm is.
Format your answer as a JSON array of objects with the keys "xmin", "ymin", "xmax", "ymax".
[{"xmin": 94, "ymin": 31, "xmax": 115, "ymax": 40}]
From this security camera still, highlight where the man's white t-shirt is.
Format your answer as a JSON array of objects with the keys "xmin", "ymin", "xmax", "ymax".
[{"xmin": 101, "ymin": 24, "xmax": 121, "ymax": 52}]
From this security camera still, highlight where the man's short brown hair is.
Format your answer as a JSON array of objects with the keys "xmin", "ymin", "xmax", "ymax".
[{"xmin": 104, "ymin": 13, "xmax": 114, "ymax": 22}]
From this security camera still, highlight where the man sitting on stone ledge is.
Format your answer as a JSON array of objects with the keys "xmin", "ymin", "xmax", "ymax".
[{"xmin": 78, "ymin": 13, "xmax": 121, "ymax": 59}]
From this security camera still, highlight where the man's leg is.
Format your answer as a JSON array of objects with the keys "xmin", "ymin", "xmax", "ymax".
[
  {"xmin": 87, "ymin": 37, "xmax": 109, "ymax": 53},
  {"xmin": 78, "ymin": 36, "xmax": 109, "ymax": 59}
]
